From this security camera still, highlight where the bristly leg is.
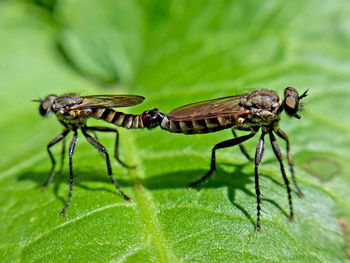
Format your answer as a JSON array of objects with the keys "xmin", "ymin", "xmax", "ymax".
[
  {"xmin": 269, "ymin": 131, "xmax": 294, "ymax": 221},
  {"xmin": 86, "ymin": 126, "xmax": 136, "ymax": 169},
  {"xmin": 189, "ymin": 132, "xmax": 256, "ymax": 188},
  {"xmin": 254, "ymin": 132, "xmax": 266, "ymax": 232},
  {"xmin": 58, "ymin": 137, "xmax": 66, "ymax": 175},
  {"xmin": 232, "ymin": 129, "xmax": 253, "ymax": 161},
  {"xmin": 82, "ymin": 128, "xmax": 130, "ymax": 201},
  {"xmin": 44, "ymin": 130, "xmax": 70, "ymax": 190},
  {"xmin": 276, "ymin": 129, "xmax": 304, "ymax": 198},
  {"xmin": 89, "ymin": 130, "xmax": 106, "ymax": 159},
  {"xmin": 60, "ymin": 130, "xmax": 77, "ymax": 216}
]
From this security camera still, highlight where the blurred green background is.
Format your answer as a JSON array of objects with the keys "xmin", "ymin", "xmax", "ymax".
[{"xmin": 1, "ymin": 0, "xmax": 350, "ymax": 262}]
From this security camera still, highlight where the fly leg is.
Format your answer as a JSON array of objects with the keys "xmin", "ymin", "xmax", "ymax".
[
  {"xmin": 232, "ymin": 129, "xmax": 253, "ymax": 161},
  {"xmin": 60, "ymin": 130, "xmax": 77, "ymax": 216},
  {"xmin": 82, "ymin": 128, "xmax": 130, "ymax": 201},
  {"xmin": 189, "ymin": 132, "xmax": 256, "ymax": 188},
  {"xmin": 58, "ymin": 137, "xmax": 66, "ymax": 175},
  {"xmin": 91, "ymin": 131, "xmax": 99, "ymax": 140},
  {"xmin": 85, "ymin": 126, "xmax": 135, "ymax": 168},
  {"xmin": 254, "ymin": 132, "xmax": 266, "ymax": 232},
  {"xmin": 89, "ymin": 130, "xmax": 106, "ymax": 159},
  {"xmin": 44, "ymin": 130, "xmax": 70, "ymax": 190},
  {"xmin": 269, "ymin": 131, "xmax": 294, "ymax": 221},
  {"xmin": 276, "ymin": 129, "xmax": 304, "ymax": 198}
]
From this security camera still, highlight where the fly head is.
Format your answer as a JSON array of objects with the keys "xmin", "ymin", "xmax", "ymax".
[
  {"xmin": 36, "ymin": 94, "xmax": 57, "ymax": 117},
  {"xmin": 283, "ymin": 87, "xmax": 308, "ymax": 119}
]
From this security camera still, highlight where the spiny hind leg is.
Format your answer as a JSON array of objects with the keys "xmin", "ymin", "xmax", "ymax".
[
  {"xmin": 189, "ymin": 132, "xmax": 256, "ymax": 188},
  {"xmin": 269, "ymin": 131, "xmax": 294, "ymax": 221},
  {"xmin": 275, "ymin": 129, "xmax": 304, "ymax": 198}
]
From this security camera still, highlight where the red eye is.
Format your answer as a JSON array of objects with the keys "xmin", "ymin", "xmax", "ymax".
[{"xmin": 42, "ymin": 101, "xmax": 50, "ymax": 110}]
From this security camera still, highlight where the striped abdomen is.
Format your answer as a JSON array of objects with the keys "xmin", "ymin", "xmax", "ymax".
[
  {"xmin": 160, "ymin": 115, "xmax": 238, "ymax": 134},
  {"xmin": 90, "ymin": 108, "xmax": 145, "ymax": 129}
]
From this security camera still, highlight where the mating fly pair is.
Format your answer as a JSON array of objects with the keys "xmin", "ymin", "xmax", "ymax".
[
  {"xmin": 37, "ymin": 87, "xmax": 307, "ymax": 231},
  {"xmin": 36, "ymin": 94, "xmax": 159, "ymax": 216}
]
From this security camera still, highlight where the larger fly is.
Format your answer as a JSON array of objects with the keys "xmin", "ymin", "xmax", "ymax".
[
  {"xmin": 148, "ymin": 87, "xmax": 308, "ymax": 231},
  {"xmin": 36, "ymin": 93, "xmax": 159, "ymax": 216}
]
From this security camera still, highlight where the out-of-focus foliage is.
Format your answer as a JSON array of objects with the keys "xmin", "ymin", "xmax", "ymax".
[{"xmin": 0, "ymin": 0, "xmax": 350, "ymax": 262}]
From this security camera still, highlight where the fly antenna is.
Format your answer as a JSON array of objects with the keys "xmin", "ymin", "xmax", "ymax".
[
  {"xmin": 31, "ymin": 99, "xmax": 42, "ymax": 103},
  {"xmin": 299, "ymin": 89, "xmax": 308, "ymax": 100}
]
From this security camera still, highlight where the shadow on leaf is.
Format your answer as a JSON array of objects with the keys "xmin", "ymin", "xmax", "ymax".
[
  {"xmin": 17, "ymin": 169, "xmax": 132, "ymax": 206},
  {"xmin": 18, "ymin": 161, "xmax": 291, "ymax": 227},
  {"xmin": 140, "ymin": 164, "xmax": 290, "ymax": 228}
]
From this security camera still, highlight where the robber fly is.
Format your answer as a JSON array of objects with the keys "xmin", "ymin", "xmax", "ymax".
[
  {"xmin": 35, "ymin": 93, "xmax": 159, "ymax": 215},
  {"xmin": 148, "ymin": 87, "xmax": 308, "ymax": 231}
]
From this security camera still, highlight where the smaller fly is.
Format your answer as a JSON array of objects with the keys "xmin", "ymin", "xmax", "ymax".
[
  {"xmin": 148, "ymin": 87, "xmax": 308, "ymax": 231},
  {"xmin": 35, "ymin": 94, "xmax": 159, "ymax": 215}
]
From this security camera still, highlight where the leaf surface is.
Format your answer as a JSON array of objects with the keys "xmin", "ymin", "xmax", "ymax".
[{"xmin": 1, "ymin": 1, "xmax": 350, "ymax": 262}]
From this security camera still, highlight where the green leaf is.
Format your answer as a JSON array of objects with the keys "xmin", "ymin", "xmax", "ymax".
[{"xmin": 1, "ymin": 0, "xmax": 350, "ymax": 262}]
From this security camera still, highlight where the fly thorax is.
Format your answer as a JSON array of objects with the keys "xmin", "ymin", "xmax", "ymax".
[
  {"xmin": 243, "ymin": 89, "xmax": 281, "ymax": 112},
  {"xmin": 56, "ymin": 109, "xmax": 87, "ymax": 129}
]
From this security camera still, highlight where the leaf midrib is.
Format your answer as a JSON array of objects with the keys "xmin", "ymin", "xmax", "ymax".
[{"xmin": 121, "ymin": 129, "xmax": 177, "ymax": 262}]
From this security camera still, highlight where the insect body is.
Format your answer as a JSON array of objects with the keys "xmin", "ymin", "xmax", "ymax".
[
  {"xmin": 160, "ymin": 89, "xmax": 282, "ymax": 134},
  {"xmin": 151, "ymin": 87, "xmax": 308, "ymax": 231},
  {"xmin": 36, "ymin": 94, "xmax": 159, "ymax": 215}
]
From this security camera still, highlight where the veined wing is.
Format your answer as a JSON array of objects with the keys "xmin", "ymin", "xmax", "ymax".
[
  {"xmin": 70, "ymin": 95, "xmax": 145, "ymax": 109},
  {"xmin": 167, "ymin": 94, "xmax": 250, "ymax": 121}
]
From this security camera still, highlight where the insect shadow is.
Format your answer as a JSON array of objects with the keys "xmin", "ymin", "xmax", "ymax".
[
  {"xmin": 17, "ymin": 163, "xmax": 289, "ymax": 228},
  {"xmin": 17, "ymin": 169, "xmax": 133, "ymax": 206},
  {"xmin": 140, "ymin": 163, "xmax": 289, "ymax": 228}
]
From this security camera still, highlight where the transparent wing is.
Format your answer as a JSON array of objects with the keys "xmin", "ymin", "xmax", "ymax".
[
  {"xmin": 167, "ymin": 94, "xmax": 250, "ymax": 121},
  {"xmin": 70, "ymin": 95, "xmax": 145, "ymax": 109}
]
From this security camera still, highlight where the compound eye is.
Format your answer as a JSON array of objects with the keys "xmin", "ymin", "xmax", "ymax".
[
  {"xmin": 40, "ymin": 100, "xmax": 51, "ymax": 116},
  {"xmin": 38, "ymin": 94, "xmax": 56, "ymax": 116},
  {"xmin": 285, "ymin": 96, "xmax": 297, "ymax": 110},
  {"xmin": 283, "ymin": 87, "xmax": 300, "ymax": 116}
]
